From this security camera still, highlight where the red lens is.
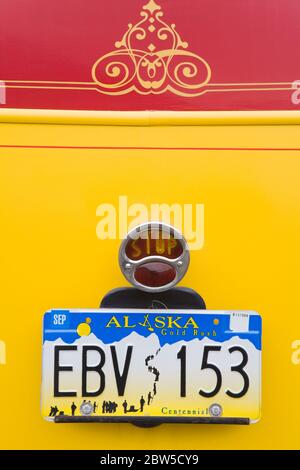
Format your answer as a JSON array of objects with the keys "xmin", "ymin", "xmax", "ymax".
[{"xmin": 134, "ymin": 262, "xmax": 176, "ymax": 288}]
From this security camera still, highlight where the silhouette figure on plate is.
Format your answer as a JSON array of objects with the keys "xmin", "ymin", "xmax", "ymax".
[
  {"xmin": 128, "ymin": 405, "xmax": 139, "ymax": 412},
  {"xmin": 145, "ymin": 355, "xmax": 154, "ymax": 366},
  {"xmin": 49, "ymin": 405, "xmax": 59, "ymax": 417},
  {"xmin": 71, "ymin": 402, "xmax": 77, "ymax": 416},
  {"xmin": 153, "ymin": 368, "xmax": 160, "ymax": 382},
  {"xmin": 140, "ymin": 395, "xmax": 146, "ymax": 412},
  {"xmin": 122, "ymin": 400, "xmax": 128, "ymax": 414}
]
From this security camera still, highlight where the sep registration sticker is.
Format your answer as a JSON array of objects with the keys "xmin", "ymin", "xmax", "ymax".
[{"xmin": 41, "ymin": 309, "xmax": 262, "ymax": 424}]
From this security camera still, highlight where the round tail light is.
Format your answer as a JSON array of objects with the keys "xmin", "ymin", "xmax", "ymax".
[{"xmin": 119, "ymin": 222, "xmax": 190, "ymax": 292}]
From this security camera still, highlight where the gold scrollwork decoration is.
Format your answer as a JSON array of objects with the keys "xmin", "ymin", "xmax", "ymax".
[{"xmin": 92, "ymin": 0, "xmax": 211, "ymax": 96}]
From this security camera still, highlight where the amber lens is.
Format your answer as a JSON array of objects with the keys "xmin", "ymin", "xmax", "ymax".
[{"xmin": 125, "ymin": 229, "xmax": 183, "ymax": 261}]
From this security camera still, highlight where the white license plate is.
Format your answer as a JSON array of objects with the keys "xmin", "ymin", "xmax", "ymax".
[{"xmin": 42, "ymin": 309, "xmax": 261, "ymax": 424}]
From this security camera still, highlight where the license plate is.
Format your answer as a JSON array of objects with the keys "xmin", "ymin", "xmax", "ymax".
[{"xmin": 42, "ymin": 309, "xmax": 262, "ymax": 424}]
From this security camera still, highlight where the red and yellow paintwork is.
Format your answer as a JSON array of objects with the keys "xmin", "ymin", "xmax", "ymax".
[
  {"xmin": 0, "ymin": 0, "xmax": 300, "ymax": 451},
  {"xmin": 1, "ymin": 0, "xmax": 300, "ymax": 111}
]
